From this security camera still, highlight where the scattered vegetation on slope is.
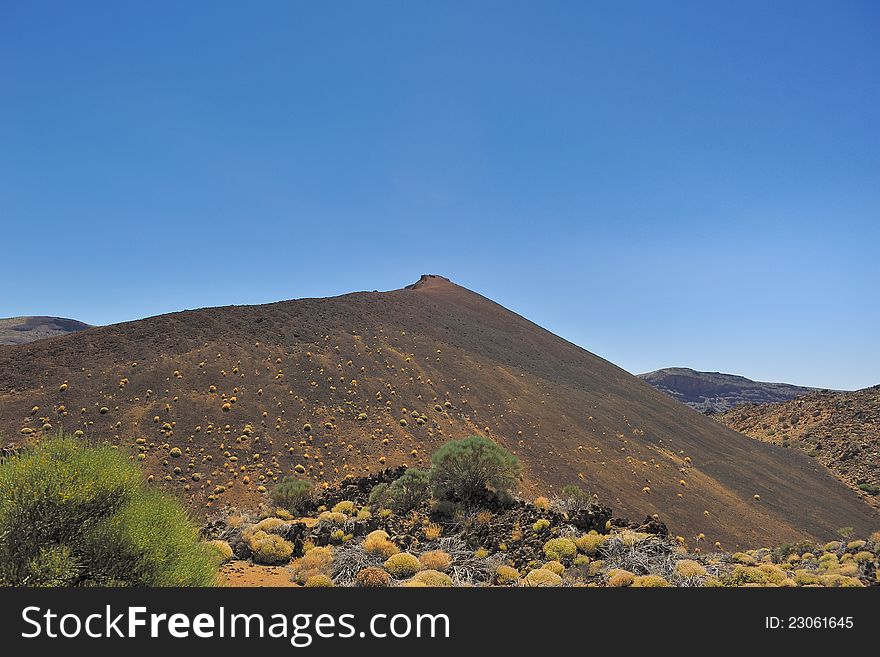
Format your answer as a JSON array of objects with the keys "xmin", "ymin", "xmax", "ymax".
[
  {"xmin": 1, "ymin": 430, "xmax": 877, "ymax": 588},
  {"xmin": 202, "ymin": 437, "xmax": 880, "ymax": 588},
  {"xmin": 716, "ymin": 386, "xmax": 880, "ymax": 509}
]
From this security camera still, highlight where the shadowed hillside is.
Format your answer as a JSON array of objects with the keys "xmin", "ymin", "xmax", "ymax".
[
  {"xmin": 0, "ymin": 275, "xmax": 876, "ymax": 549},
  {"xmin": 639, "ymin": 367, "xmax": 818, "ymax": 413},
  {"xmin": 0, "ymin": 316, "xmax": 90, "ymax": 345}
]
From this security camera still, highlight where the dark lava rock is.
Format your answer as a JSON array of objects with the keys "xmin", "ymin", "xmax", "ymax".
[
  {"xmin": 279, "ymin": 522, "xmax": 308, "ymax": 556},
  {"xmin": 315, "ymin": 466, "xmax": 406, "ymax": 509},
  {"xmin": 232, "ymin": 538, "xmax": 253, "ymax": 560},
  {"xmin": 635, "ymin": 515, "xmax": 669, "ymax": 537},
  {"xmin": 569, "ymin": 503, "xmax": 613, "ymax": 533},
  {"xmin": 199, "ymin": 518, "xmax": 227, "ymax": 541}
]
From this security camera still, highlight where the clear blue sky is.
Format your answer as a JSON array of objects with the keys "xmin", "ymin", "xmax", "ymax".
[{"xmin": 1, "ymin": 1, "xmax": 878, "ymax": 390}]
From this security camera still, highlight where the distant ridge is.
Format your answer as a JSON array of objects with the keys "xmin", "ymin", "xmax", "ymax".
[
  {"xmin": 639, "ymin": 367, "xmax": 821, "ymax": 413},
  {"xmin": 0, "ymin": 316, "xmax": 91, "ymax": 346}
]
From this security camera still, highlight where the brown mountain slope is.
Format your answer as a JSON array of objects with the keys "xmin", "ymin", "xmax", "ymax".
[
  {"xmin": 0, "ymin": 275, "xmax": 876, "ymax": 549},
  {"xmin": 0, "ymin": 316, "xmax": 91, "ymax": 345},
  {"xmin": 716, "ymin": 387, "xmax": 880, "ymax": 510},
  {"xmin": 639, "ymin": 367, "xmax": 818, "ymax": 413}
]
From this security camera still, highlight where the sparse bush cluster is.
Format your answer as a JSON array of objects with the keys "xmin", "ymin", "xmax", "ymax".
[{"xmin": 9, "ymin": 431, "xmax": 876, "ymax": 589}]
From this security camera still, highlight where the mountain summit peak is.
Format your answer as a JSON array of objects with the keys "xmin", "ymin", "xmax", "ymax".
[{"xmin": 405, "ymin": 274, "xmax": 454, "ymax": 290}]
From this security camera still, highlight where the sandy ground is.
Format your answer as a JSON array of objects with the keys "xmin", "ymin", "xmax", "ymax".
[{"xmin": 220, "ymin": 562, "xmax": 298, "ymax": 587}]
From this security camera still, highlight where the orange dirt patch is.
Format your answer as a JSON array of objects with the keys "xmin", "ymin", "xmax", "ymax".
[{"xmin": 220, "ymin": 562, "xmax": 297, "ymax": 587}]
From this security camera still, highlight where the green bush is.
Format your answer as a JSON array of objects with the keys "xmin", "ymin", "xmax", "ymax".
[
  {"xmin": 560, "ymin": 484, "xmax": 591, "ymax": 511},
  {"xmin": 269, "ymin": 477, "xmax": 314, "ymax": 516},
  {"xmin": 429, "ymin": 435, "xmax": 521, "ymax": 502},
  {"xmin": 368, "ymin": 483, "xmax": 390, "ymax": 509},
  {"xmin": 388, "ymin": 468, "xmax": 431, "ymax": 512},
  {"xmin": 0, "ymin": 436, "xmax": 218, "ymax": 586}
]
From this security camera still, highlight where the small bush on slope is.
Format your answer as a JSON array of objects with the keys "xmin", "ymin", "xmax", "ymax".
[
  {"xmin": 0, "ymin": 436, "xmax": 218, "ymax": 586},
  {"xmin": 270, "ymin": 477, "xmax": 314, "ymax": 516},
  {"xmin": 388, "ymin": 468, "xmax": 431, "ymax": 512},
  {"xmin": 430, "ymin": 435, "xmax": 521, "ymax": 502}
]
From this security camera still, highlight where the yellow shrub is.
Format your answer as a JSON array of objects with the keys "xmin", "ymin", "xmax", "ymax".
[
  {"xmin": 534, "ymin": 496, "xmax": 550, "ymax": 510},
  {"xmin": 674, "ymin": 559, "xmax": 706, "ymax": 578},
  {"xmin": 757, "ymin": 563, "xmax": 788, "ymax": 584},
  {"xmin": 208, "ymin": 540, "xmax": 234, "ymax": 562},
  {"xmin": 318, "ymin": 511, "xmax": 347, "ymax": 525},
  {"xmin": 839, "ymin": 577, "xmax": 864, "ymax": 587},
  {"xmin": 575, "ymin": 532, "xmax": 605, "ymax": 556},
  {"xmin": 474, "ymin": 547, "xmax": 489, "ymax": 559},
  {"xmin": 836, "ymin": 564, "xmax": 859, "ymax": 577},
  {"xmin": 819, "ymin": 573, "xmax": 844, "ymax": 587},
  {"xmin": 728, "ymin": 566, "xmax": 766, "ymax": 586},
  {"xmin": 731, "ymin": 552, "xmax": 756, "ymax": 565},
  {"xmin": 494, "ymin": 565, "xmax": 520, "ymax": 585},
  {"xmin": 290, "ymin": 546, "xmax": 333, "ymax": 583},
  {"xmin": 304, "ymin": 575, "xmax": 334, "ymax": 587},
  {"xmin": 818, "ymin": 555, "xmax": 839, "ymax": 571},
  {"xmin": 331, "ymin": 500, "xmax": 355, "ymax": 515},
  {"xmin": 355, "ymin": 566, "xmax": 390, "ymax": 587},
  {"xmin": 363, "ymin": 531, "xmax": 398, "ymax": 558},
  {"xmin": 365, "ymin": 529, "xmax": 387, "ymax": 541},
  {"xmin": 573, "ymin": 554, "xmax": 590, "ymax": 567},
  {"xmin": 853, "ymin": 550, "xmax": 874, "ymax": 563},
  {"xmin": 543, "ymin": 560, "xmax": 565, "ymax": 575},
  {"xmin": 411, "ymin": 570, "xmax": 453, "ymax": 587},
  {"xmin": 522, "ymin": 568, "xmax": 563, "ymax": 587},
  {"xmin": 632, "ymin": 574, "xmax": 670, "ymax": 587},
  {"xmin": 846, "ymin": 540, "xmax": 866, "ymax": 550},
  {"xmin": 419, "ymin": 550, "xmax": 451, "ymax": 572},
  {"xmin": 475, "ymin": 511, "xmax": 493, "ymax": 525},
  {"xmin": 793, "ymin": 569, "xmax": 821, "ymax": 586},
  {"xmin": 607, "ymin": 569, "xmax": 635, "ymax": 587},
  {"xmin": 251, "ymin": 534, "xmax": 294, "ymax": 565},
  {"xmin": 254, "ymin": 517, "xmax": 286, "ymax": 533},
  {"xmin": 384, "ymin": 552, "xmax": 422, "ymax": 578},
  {"xmin": 532, "ymin": 519, "xmax": 550, "ymax": 532},
  {"xmin": 617, "ymin": 531, "xmax": 651, "ymax": 547},
  {"xmin": 423, "ymin": 522, "xmax": 442, "ymax": 540},
  {"xmin": 823, "ymin": 541, "xmax": 841, "ymax": 551},
  {"xmin": 544, "ymin": 537, "xmax": 578, "ymax": 561}
]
